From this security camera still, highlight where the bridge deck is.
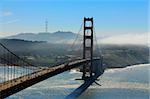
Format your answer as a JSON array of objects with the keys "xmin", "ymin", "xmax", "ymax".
[{"xmin": 0, "ymin": 59, "xmax": 100, "ymax": 99}]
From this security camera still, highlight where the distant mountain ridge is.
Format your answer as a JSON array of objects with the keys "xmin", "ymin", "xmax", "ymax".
[{"xmin": 6, "ymin": 31, "xmax": 78, "ymax": 43}]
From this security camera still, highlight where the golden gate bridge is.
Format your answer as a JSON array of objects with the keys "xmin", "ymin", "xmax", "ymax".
[{"xmin": 0, "ymin": 17, "xmax": 104, "ymax": 99}]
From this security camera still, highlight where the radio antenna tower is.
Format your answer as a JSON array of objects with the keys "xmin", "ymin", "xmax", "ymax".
[{"xmin": 45, "ymin": 19, "xmax": 48, "ymax": 32}]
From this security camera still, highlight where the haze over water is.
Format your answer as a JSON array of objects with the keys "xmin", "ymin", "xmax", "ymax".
[{"xmin": 0, "ymin": 64, "xmax": 149, "ymax": 99}]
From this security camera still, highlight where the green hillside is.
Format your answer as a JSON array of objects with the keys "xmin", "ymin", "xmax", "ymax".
[{"xmin": 0, "ymin": 39, "xmax": 149, "ymax": 67}]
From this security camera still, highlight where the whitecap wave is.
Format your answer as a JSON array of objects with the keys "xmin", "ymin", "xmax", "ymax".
[{"xmin": 69, "ymin": 69, "xmax": 81, "ymax": 74}]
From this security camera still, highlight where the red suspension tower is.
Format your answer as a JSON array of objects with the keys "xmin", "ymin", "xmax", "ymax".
[{"xmin": 82, "ymin": 17, "xmax": 94, "ymax": 79}]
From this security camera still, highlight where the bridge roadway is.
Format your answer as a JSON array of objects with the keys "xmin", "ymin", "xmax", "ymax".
[{"xmin": 0, "ymin": 58, "xmax": 100, "ymax": 99}]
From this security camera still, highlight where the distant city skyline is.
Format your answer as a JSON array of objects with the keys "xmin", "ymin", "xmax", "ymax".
[{"xmin": 0, "ymin": 0, "xmax": 149, "ymax": 45}]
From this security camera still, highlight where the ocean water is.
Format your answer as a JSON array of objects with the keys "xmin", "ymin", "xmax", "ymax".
[{"xmin": 0, "ymin": 64, "xmax": 149, "ymax": 99}]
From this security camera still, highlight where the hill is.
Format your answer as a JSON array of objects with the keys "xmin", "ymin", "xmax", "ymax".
[
  {"xmin": 6, "ymin": 31, "xmax": 78, "ymax": 43},
  {"xmin": 100, "ymin": 44, "xmax": 149, "ymax": 68},
  {"xmin": 0, "ymin": 39, "xmax": 149, "ymax": 67}
]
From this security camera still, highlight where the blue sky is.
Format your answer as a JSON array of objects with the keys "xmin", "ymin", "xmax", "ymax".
[{"xmin": 0, "ymin": 0, "xmax": 148, "ymax": 38}]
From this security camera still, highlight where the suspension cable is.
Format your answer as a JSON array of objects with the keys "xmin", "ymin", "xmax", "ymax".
[
  {"xmin": 0, "ymin": 43, "xmax": 40, "ymax": 69},
  {"xmin": 93, "ymin": 26, "xmax": 102, "ymax": 58},
  {"xmin": 69, "ymin": 22, "xmax": 83, "ymax": 50}
]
